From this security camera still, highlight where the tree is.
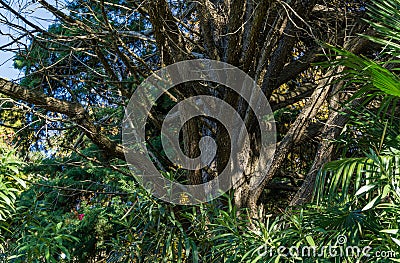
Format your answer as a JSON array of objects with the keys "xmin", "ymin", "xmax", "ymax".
[{"xmin": 0, "ymin": 0, "xmax": 376, "ymax": 213}]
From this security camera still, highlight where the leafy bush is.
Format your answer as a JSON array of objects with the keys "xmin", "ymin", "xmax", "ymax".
[{"xmin": 0, "ymin": 148, "xmax": 26, "ymax": 252}]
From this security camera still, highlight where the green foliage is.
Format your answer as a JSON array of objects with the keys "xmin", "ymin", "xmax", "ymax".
[
  {"xmin": 2, "ymin": 145, "xmax": 399, "ymax": 262},
  {"xmin": 315, "ymin": 149, "xmax": 400, "ymax": 205},
  {"xmin": 11, "ymin": 221, "xmax": 79, "ymax": 263},
  {"xmin": 363, "ymin": 0, "xmax": 400, "ymax": 57},
  {"xmin": 0, "ymin": 148, "xmax": 26, "ymax": 252},
  {"xmin": 332, "ymin": 45, "xmax": 400, "ymax": 94},
  {"xmin": 0, "ymin": 149, "xmax": 25, "ymax": 219},
  {"xmin": 307, "ymin": 0, "xmax": 400, "ymax": 260},
  {"xmin": 311, "ymin": 146, "xmax": 400, "ymax": 260}
]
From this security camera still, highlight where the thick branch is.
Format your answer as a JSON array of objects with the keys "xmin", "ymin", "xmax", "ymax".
[
  {"xmin": 226, "ymin": 0, "xmax": 246, "ymax": 65},
  {"xmin": 0, "ymin": 78, "xmax": 125, "ymax": 160},
  {"xmin": 146, "ymin": 0, "xmax": 188, "ymax": 65},
  {"xmin": 275, "ymin": 47, "xmax": 323, "ymax": 87},
  {"xmin": 270, "ymin": 84, "xmax": 315, "ymax": 111},
  {"xmin": 246, "ymin": 69, "xmax": 335, "ymax": 211}
]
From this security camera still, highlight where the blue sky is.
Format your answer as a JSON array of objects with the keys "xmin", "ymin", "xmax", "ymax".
[
  {"xmin": 0, "ymin": 0, "xmax": 57, "ymax": 80},
  {"xmin": 0, "ymin": 50, "xmax": 20, "ymax": 80}
]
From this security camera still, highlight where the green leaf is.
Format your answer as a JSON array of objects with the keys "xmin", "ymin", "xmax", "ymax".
[
  {"xmin": 0, "ymin": 193, "xmax": 12, "ymax": 206},
  {"xmin": 382, "ymin": 184, "xmax": 392, "ymax": 199},
  {"xmin": 391, "ymin": 237, "xmax": 400, "ymax": 247},
  {"xmin": 305, "ymin": 235, "xmax": 315, "ymax": 247},
  {"xmin": 45, "ymin": 246, "xmax": 50, "ymax": 261},
  {"xmin": 362, "ymin": 196, "xmax": 380, "ymax": 211},
  {"xmin": 380, "ymin": 229, "xmax": 399, "ymax": 234},
  {"xmin": 7, "ymin": 166, "xmax": 19, "ymax": 175},
  {"xmin": 10, "ymin": 175, "xmax": 26, "ymax": 188},
  {"xmin": 355, "ymin": 185, "xmax": 376, "ymax": 196}
]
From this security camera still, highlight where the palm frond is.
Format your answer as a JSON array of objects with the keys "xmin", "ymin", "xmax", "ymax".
[
  {"xmin": 363, "ymin": 0, "xmax": 400, "ymax": 56},
  {"xmin": 325, "ymin": 45, "xmax": 400, "ymax": 98},
  {"xmin": 314, "ymin": 149, "xmax": 400, "ymax": 206}
]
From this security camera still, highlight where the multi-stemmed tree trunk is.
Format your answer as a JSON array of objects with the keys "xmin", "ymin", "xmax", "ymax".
[{"xmin": 0, "ymin": 0, "xmax": 376, "ymax": 213}]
